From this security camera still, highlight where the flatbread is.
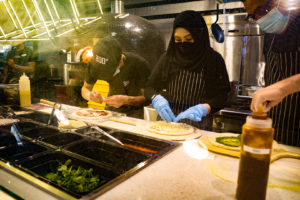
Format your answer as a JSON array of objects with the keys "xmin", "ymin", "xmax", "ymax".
[
  {"xmin": 58, "ymin": 120, "xmax": 87, "ymax": 129},
  {"xmin": 146, "ymin": 121, "xmax": 194, "ymax": 136},
  {"xmin": 71, "ymin": 109, "xmax": 111, "ymax": 120},
  {"xmin": 207, "ymin": 133, "xmax": 241, "ymax": 151}
]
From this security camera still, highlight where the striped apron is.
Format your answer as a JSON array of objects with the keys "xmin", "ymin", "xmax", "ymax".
[
  {"xmin": 265, "ymin": 41, "xmax": 300, "ymax": 146},
  {"xmin": 166, "ymin": 69, "xmax": 213, "ymax": 131}
]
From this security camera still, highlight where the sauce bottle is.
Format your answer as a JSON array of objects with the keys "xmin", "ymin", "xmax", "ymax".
[
  {"xmin": 19, "ymin": 73, "xmax": 31, "ymax": 107},
  {"xmin": 236, "ymin": 108, "xmax": 274, "ymax": 200}
]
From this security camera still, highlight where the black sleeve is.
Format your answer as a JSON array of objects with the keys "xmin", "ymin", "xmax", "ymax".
[
  {"xmin": 203, "ymin": 52, "xmax": 230, "ymax": 113},
  {"xmin": 135, "ymin": 58, "xmax": 151, "ymax": 90},
  {"xmin": 144, "ymin": 53, "xmax": 167, "ymax": 100},
  {"xmin": 27, "ymin": 48, "xmax": 34, "ymax": 62},
  {"xmin": 85, "ymin": 63, "xmax": 98, "ymax": 85},
  {"xmin": 6, "ymin": 50, "xmax": 13, "ymax": 61}
]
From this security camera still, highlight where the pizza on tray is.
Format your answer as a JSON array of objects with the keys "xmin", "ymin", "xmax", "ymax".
[
  {"xmin": 71, "ymin": 109, "xmax": 111, "ymax": 120},
  {"xmin": 147, "ymin": 121, "xmax": 194, "ymax": 136}
]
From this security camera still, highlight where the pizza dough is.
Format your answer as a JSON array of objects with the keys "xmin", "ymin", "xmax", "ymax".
[
  {"xmin": 71, "ymin": 109, "xmax": 111, "ymax": 120},
  {"xmin": 146, "ymin": 121, "xmax": 194, "ymax": 136},
  {"xmin": 58, "ymin": 120, "xmax": 87, "ymax": 129}
]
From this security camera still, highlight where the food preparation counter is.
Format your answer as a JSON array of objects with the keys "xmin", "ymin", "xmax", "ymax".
[{"xmin": 0, "ymin": 104, "xmax": 299, "ymax": 200}]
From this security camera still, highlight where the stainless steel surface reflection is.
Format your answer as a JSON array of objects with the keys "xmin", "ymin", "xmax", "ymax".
[{"xmin": 209, "ymin": 13, "xmax": 265, "ymax": 87}]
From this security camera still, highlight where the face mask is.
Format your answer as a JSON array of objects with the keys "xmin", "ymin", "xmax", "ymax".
[
  {"xmin": 257, "ymin": 7, "xmax": 289, "ymax": 34},
  {"xmin": 174, "ymin": 42, "xmax": 196, "ymax": 57}
]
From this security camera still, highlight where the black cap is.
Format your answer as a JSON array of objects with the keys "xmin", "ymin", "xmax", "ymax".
[
  {"xmin": 90, "ymin": 36, "xmax": 122, "ymax": 81},
  {"xmin": 93, "ymin": 36, "xmax": 122, "ymax": 69}
]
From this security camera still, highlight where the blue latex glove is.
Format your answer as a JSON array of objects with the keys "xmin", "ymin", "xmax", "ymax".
[
  {"xmin": 152, "ymin": 95, "xmax": 175, "ymax": 122},
  {"xmin": 174, "ymin": 104, "xmax": 208, "ymax": 122}
]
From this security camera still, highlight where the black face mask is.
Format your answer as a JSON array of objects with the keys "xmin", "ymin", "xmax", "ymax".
[{"xmin": 174, "ymin": 42, "xmax": 196, "ymax": 57}]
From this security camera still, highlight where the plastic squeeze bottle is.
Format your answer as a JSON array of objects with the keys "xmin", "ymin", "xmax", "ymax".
[
  {"xmin": 236, "ymin": 107, "xmax": 274, "ymax": 200},
  {"xmin": 19, "ymin": 73, "xmax": 31, "ymax": 107}
]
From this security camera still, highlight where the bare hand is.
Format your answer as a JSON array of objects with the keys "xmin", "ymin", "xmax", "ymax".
[
  {"xmin": 251, "ymin": 86, "xmax": 286, "ymax": 112},
  {"xmin": 105, "ymin": 95, "xmax": 128, "ymax": 108},
  {"xmin": 89, "ymin": 90, "xmax": 103, "ymax": 103}
]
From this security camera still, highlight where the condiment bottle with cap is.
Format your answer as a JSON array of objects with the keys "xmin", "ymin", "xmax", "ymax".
[
  {"xmin": 19, "ymin": 73, "xmax": 31, "ymax": 107},
  {"xmin": 236, "ymin": 107, "xmax": 274, "ymax": 200}
]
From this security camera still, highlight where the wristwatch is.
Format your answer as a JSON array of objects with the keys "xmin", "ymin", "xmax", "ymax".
[{"xmin": 15, "ymin": 65, "xmax": 19, "ymax": 68}]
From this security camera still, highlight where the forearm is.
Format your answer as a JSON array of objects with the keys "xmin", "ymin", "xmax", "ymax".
[
  {"xmin": 274, "ymin": 74, "xmax": 300, "ymax": 96},
  {"xmin": 17, "ymin": 66, "xmax": 34, "ymax": 72},
  {"xmin": 14, "ymin": 62, "xmax": 35, "ymax": 73},
  {"xmin": 126, "ymin": 95, "xmax": 147, "ymax": 107}
]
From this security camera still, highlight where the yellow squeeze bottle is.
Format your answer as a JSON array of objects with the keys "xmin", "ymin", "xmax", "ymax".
[
  {"xmin": 19, "ymin": 73, "xmax": 31, "ymax": 107},
  {"xmin": 88, "ymin": 80, "xmax": 109, "ymax": 110}
]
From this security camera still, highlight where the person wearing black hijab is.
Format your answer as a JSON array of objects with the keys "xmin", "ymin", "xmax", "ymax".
[{"xmin": 145, "ymin": 10, "xmax": 230, "ymax": 130}]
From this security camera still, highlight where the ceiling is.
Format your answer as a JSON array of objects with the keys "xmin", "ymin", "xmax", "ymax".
[
  {"xmin": 0, "ymin": 0, "xmax": 244, "ymax": 41},
  {"xmin": 0, "ymin": 0, "xmax": 104, "ymax": 41}
]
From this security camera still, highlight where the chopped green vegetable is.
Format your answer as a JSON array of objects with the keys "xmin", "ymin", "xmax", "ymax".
[
  {"xmin": 45, "ymin": 159, "xmax": 102, "ymax": 193},
  {"xmin": 216, "ymin": 135, "xmax": 241, "ymax": 147}
]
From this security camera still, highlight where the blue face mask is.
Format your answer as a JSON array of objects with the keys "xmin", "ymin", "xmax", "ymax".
[{"xmin": 257, "ymin": 8, "xmax": 289, "ymax": 34}]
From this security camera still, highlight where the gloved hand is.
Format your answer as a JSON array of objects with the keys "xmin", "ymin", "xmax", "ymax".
[
  {"xmin": 152, "ymin": 95, "xmax": 175, "ymax": 122},
  {"xmin": 174, "ymin": 104, "xmax": 208, "ymax": 122}
]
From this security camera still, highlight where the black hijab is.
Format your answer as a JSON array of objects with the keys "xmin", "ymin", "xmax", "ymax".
[{"xmin": 162, "ymin": 10, "xmax": 216, "ymax": 80}]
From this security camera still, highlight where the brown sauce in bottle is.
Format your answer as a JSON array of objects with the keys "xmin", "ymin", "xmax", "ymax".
[{"xmin": 236, "ymin": 108, "xmax": 274, "ymax": 200}]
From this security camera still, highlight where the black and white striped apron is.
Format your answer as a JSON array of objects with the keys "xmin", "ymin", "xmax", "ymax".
[
  {"xmin": 265, "ymin": 44, "xmax": 300, "ymax": 146},
  {"xmin": 166, "ymin": 69, "xmax": 213, "ymax": 130}
]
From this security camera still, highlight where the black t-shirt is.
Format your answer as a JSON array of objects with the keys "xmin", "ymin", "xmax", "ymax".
[
  {"xmin": 85, "ymin": 52, "xmax": 150, "ymax": 117},
  {"xmin": 6, "ymin": 47, "xmax": 34, "ymax": 83}
]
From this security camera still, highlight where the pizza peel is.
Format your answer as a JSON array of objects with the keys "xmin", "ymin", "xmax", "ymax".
[{"xmin": 198, "ymin": 133, "xmax": 300, "ymax": 163}]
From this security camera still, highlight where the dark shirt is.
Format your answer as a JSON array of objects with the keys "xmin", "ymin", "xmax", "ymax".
[
  {"xmin": 145, "ymin": 52, "xmax": 230, "ymax": 130},
  {"xmin": 145, "ymin": 52, "xmax": 230, "ymax": 113},
  {"xmin": 262, "ymin": 15, "xmax": 300, "ymax": 146},
  {"xmin": 5, "ymin": 47, "xmax": 34, "ymax": 83},
  {"xmin": 86, "ymin": 52, "xmax": 150, "ymax": 118}
]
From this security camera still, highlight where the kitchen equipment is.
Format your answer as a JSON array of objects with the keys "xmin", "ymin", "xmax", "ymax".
[
  {"xmin": 88, "ymin": 80, "xmax": 110, "ymax": 110},
  {"xmin": 0, "ymin": 108, "xmax": 179, "ymax": 199},
  {"xmin": 109, "ymin": 117, "xmax": 137, "ymax": 126},
  {"xmin": 211, "ymin": 4, "xmax": 224, "ymax": 43},
  {"xmin": 10, "ymin": 123, "xmax": 23, "ymax": 146},
  {"xmin": 144, "ymin": 105, "xmax": 158, "ymax": 121},
  {"xmin": 236, "ymin": 110, "xmax": 274, "ymax": 200},
  {"xmin": 19, "ymin": 73, "xmax": 31, "ymax": 107},
  {"xmin": 40, "ymin": 99, "xmax": 59, "ymax": 108},
  {"xmin": 0, "ymin": 84, "xmax": 19, "ymax": 105},
  {"xmin": 92, "ymin": 126, "xmax": 124, "ymax": 146}
]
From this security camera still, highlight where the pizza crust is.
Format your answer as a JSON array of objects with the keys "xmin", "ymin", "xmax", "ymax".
[
  {"xmin": 146, "ymin": 121, "xmax": 194, "ymax": 136},
  {"xmin": 71, "ymin": 109, "xmax": 112, "ymax": 120}
]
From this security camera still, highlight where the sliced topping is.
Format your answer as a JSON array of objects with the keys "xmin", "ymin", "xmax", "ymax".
[{"xmin": 216, "ymin": 135, "xmax": 241, "ymax": 147}]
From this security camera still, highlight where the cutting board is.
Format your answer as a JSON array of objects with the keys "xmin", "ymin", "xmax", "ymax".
[{"xmin": 198, "ymin": 133, "xmax": 300, "ymax": 163}]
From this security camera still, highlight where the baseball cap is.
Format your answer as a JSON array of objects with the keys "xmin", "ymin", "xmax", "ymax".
[{"xmin": 90, "ymin": 36, "xmax": 122, "ymax": 81}]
